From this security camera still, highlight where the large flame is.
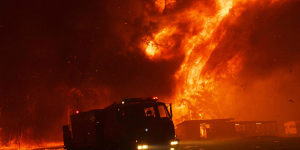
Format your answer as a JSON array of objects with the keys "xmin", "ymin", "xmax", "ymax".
[
  {"xmin": 143, "ymin": 0, "xmax": 280, "ymax": 124},
  {"xmin": 172, "ymin": 0, "xmax": 236, "ymax": 123}
]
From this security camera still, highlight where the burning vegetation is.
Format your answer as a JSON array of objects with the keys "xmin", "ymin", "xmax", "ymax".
[
  {"xmin": 0, "ymin": 0, "xmax": 300, "ymax": 148},
  {"xmin": 141, "ymin": 0, "xmax": 300, "ymax": 124}
]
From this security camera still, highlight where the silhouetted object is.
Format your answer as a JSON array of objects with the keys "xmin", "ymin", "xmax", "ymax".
[
  {"xmin": 234, "ymin": 121, "xmax": 278, "ymax": 137},
  {"xmin": 177, "ymin": 119, "xmax": 279, "ymax": 140},
  {"xmin": 62, "ymin": 97, "xmax": 178, "ymax": 150}
]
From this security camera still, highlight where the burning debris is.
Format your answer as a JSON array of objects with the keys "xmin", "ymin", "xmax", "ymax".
[{"xmin": 283, "ymin": 121, "xmax": 300, "ymax": 137}]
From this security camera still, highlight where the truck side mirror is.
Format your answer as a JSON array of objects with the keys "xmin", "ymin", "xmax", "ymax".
[{"xmin": 169, "ymin": 103, "xmax": 173, "ymax": 119}]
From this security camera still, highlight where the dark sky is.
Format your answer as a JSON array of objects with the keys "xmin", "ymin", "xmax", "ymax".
[{"xmin": 0, "ymin": 0, "xmax": 182, "ymax": 143}]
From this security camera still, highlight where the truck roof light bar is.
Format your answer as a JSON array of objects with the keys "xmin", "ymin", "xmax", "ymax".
[{"xmin": 75, "ymin": 110, "xmax": 80, "ymax": 114}]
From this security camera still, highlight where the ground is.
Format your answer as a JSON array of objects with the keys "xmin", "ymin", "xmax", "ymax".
[{"xmin": 179, "ymin": 137, "xmax": 300, "ymax": 150}]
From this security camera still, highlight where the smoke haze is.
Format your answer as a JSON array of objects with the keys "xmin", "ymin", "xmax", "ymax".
[{"xmin": 0, "ymin": 0, "xmax": 299, "ymax": 144}]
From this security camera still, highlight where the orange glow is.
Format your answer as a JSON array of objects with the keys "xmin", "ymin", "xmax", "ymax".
[
  {"xmin": 154, "ymin": 0, "xmax": 166, "ymax": 13},
  {"xmin": 143, "ymin": 0, "xmax": 281, "ymax": 124},
  {"xmin": 172, "ymin": 0, "xmax": 240, "ymax": 124},
  {"xmin": 75, "ymin": 110, "xmax": 80, "ymax": 114},
  {"xmin": 152, "ymin": 96, "xmax": 159, "ymax": 100},
  {"xmin": 145, "ymin": 41, "xmax": 158, "ymax": 58},
  {"xmin": 144, "ymin": 0, "xmax": 239, "ymax": 123},
  {"xmin": 144, "ymin": 26, "xmax": 177, "ymax": 60},
  {"xmin": 154, "ymin": 0, "xmax": 176, "ymax": 13},
  {"xmin": 284, "ymin": 121, "xmax": 298, "ymax": 135},
  {"xmin": 200, "ymin": 125, "xmax": 207, "ymax": 138},
  {"xmin": 0, "ymin": 141, "xmax": 63, "ymax": 150}
]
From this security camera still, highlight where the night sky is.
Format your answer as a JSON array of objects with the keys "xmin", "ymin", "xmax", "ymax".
[{"xmin": 0, "ymin": 0, "xmax": 182, "ymax": 143}]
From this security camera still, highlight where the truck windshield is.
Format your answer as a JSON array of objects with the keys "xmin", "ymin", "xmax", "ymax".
[
  {"xmin": 157, "ymin": 104, "xmax": 170, "ymax": 118},
  {"xmin": 121, "ymin": 104, "xmax": 170, "ymax": 120}
]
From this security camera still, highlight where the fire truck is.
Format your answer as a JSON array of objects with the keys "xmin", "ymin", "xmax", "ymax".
[{"xmin": 63, "ymin": 97, "xmax": 178, "ymax": 150}]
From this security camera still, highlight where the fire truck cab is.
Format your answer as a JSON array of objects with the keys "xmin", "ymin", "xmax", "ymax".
[{"xmin": 63, "ymin": 97, "xmax": 178, "ymax": 150}]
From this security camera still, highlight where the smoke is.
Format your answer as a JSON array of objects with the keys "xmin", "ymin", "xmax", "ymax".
[
  {"xmin": 0, "ymin": 0, "xmax": 299, "ymax": 145},
  {"xmin": 202, "ymin": 0, "xmax": 300, "ymax": 120}
]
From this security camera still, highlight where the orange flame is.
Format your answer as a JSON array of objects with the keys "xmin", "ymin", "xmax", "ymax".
[
  {"xmin": 0, "ymin": 140, "xmax": 63, "ymax": 150},
  {"xmin": 143, "ymin": 0, "xmax": 281, "ymax": 124},
  {"xmin": 144, "ymin": 26, "xmax": 177, "ymax": 60}
]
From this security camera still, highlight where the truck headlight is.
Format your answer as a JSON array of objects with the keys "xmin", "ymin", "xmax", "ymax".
[
  {"xmin": 170, "ymin": 140, "xmax": 178, "ymax": 146},
  {"xmin": 137, "ymin": 144, "xmax": 148, "ymax": 149}
]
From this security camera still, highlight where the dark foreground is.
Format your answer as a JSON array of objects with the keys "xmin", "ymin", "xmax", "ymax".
[
  {"xmin": 179, "ymin": 137, "xmax": 300, "ymax": 150},
  {"xmin": 10, "ymin": 137, "xmax": 299, "ymax": 150}
]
